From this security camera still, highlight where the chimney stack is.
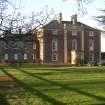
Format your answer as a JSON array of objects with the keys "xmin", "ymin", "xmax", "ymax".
[
  {"xmin": 58, "ymin": 12, "xmax": 62, "ymax": 23},
  {"xmin": 71, "ymin": 14, "xmax": 77, "ymax": 24},
  {"xmin": 53, "ymin": 13, "xmax": 62, "ymax": 23}
]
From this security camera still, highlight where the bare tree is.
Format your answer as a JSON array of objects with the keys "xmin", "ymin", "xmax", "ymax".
[
  {"xmin": 63, "ymin": 0, "xmax": 94, "ymax": 16},
  {"xmin": 0, "ymin": 0, "xmax": 20, "ymax": 8},
  {"xmin": 0, "ymin": 0, "xmax": 22, "ymax": 34},
  {"xmin": 22, "ymin": 6, "xmax": 53, "ymax": 33},
  {"xmin": 0, "ymin": 0, "xmax": 52, "ymax": 36},
  {"xmin": 0, "ymin": 0, "xmax": 53, "ymax": 55},
  {"xmin": 95, "ymin": 9, "xmax": 105, "ymax": 27}
]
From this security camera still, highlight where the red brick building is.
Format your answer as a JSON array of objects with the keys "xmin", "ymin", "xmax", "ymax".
[{"xmin": 37, "ymin": 14, "xmax": 101, "ymax": 64}]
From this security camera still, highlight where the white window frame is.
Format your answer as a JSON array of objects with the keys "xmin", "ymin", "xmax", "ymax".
[
  {"xmin": 72, "ymin": 31, "xmax": 77, "ymax": 36},
  {"xmin": 52, "ymin": 39, "xmax": 58, "ymax": 51},
  {"xmin": 89, "ymin": 39, "xmax": 94, "ymax": 51},
  {"xmin": 52, "ymin": 53, "xmax": 58, "ymax": 61},
  {"xmin": 24, "ymin": 53, "xmax": 27, "ymax": 60},
  {"xmin": 4, "ymin": 54, "xmax": 8, "ymax": 60},
  {"xmin": 33, "ymin": 54, "xmax": 36, "ymax": 60},
  {"xmin": 89, "ymin": 31, "xmax": 94, "ymax": 36},
  {"xmin": 89, "ymin": 53, "xmax": 94, "ymax": 62},
  {"xmin": 52, "ymin": 29, "xmax": 58, "ymax": 35},
  {"xmin": 72, "ymin": 39, "xmax": 77, "ymax": 50},
  {"xmin": 33, "ymin": 43, "xmax": 36, "ymax": 49},
  {"xmin": 14, "ymin": 54, "xmax": 18, "ymax": 60}
]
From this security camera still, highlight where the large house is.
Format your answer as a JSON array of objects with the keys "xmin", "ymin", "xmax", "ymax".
[
  {"xmin": 0, "ymin": 30, "xmax": 39, "ymax": 63},
  {"xmin": 0, "ymin": 14, "xmax": 101, "ymax": 65},
  {"xmin": 37, "ymin": 14, "xmax": 101, "ymax": 64}
]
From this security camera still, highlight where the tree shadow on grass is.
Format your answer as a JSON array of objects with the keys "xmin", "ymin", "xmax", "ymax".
[
  {"xmin": 1, "ymin": 68, "xmax": 66, "ymax": 105},
  {"xmin": 91, "ymin": 103, "xmax": 105, "ymax": 105},
  {"xmin": 47, "ymin": 68, "xmax": 105, "ymax": 74},
  {"xmin": 0, "ymin": 74, "xmax": 10, "ymax": 105},
  {"xmin": 17, "ymin": 68, "xmax": 105, "ymax": 103},
  {"xmin": 0, "ymin": 94, "xmax": 9, "ymax": 105}
]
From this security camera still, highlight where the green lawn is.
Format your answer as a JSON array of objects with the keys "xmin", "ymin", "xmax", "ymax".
[{"xmin": 0, "ymin": 65, "xmax": 105, "ymax": 105}]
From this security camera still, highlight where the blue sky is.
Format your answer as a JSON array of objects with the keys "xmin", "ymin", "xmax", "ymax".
[{"xmin": 20, "ymin": 0, "xmax": 105, "ymax": 52}]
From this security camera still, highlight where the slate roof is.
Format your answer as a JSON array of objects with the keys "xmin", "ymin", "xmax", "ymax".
[
  {"xmin": 77, "ymin": 22, "xmax": 101, "ymax": 31},
  {"xmin": 43, "ymin": 20, "xmax": 101, "ymax": 31},
  {"xmin": 43, "ymin": 20, "xmax": 61, "ymax": 29},
  {"xmin": 0, "ymin": 32, "xmax": 36, "ymax": 41}
]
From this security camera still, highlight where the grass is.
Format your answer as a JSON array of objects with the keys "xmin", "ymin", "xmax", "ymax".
[{"xmin": 0, "ymin": 65, "xmax": 105, "ymax": 105}]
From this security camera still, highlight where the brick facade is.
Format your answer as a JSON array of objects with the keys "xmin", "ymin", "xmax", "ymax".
[
  {"xmin": 37, "ymin": 14, "xmax": 101, "ymax": 65},
  {"xmin": 0, "ymin": 14, "xmax": 100, "ymax": 65}
]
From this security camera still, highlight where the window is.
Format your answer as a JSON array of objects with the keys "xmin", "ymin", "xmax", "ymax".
[
  {"xmin": 89, "ymin": 39, "xmax": 94, "ymax": 51},
  {"xmin": 33, "ymin": 54, "xmax": 36, "ymax": 60},
  {"xmin": 72, "ymin": 31, "xmax": 77, "ymax": 36},
  {"xmin": 1, "ymin": 41, "xmax": 6, "ymax": 48},
  {"xmin": 10, "ymin": 41, "xmax": 15, "ymax": 47},
  {"xmin": 33, "ymin": 43, "xmax": 36, "ymax": 49},
  {"xmin": 17, "ymin": 41, "xmax": 24, "ymax": 48},
  {"xmin": 52, "ymin": 39, "xmax": 58, "ymax": 51},
  {"xmin": 72, "ymin": 39, "xmax": 77, "ymax": 50},
  {"xmin": 89, "ymin": 53, "xmax": 94, "ymax": 62},
  {"xmin": 52, "ymin": 29, "xmax": 58, "ymax": 35},
  {"xmin": 14, "ymin": 54, "xmax": 18, "ymax": 60},
  {"xmin": 4, "ymin": 54, "xmax": 8, "ymax": 60},
  {"xmin": 89, "ymin": 31, "xmax": 94, "ymax": 36},
  {"xmin": 80, "ymin": 53, "xmax": 84, "ymax": 64},
  {"xmin": 52, "ymin": 53, "xmax": 58, "ymax": 61},
  {"xmin": 24, "ymin": 54, "xmax": 27, "ymax": 60}
]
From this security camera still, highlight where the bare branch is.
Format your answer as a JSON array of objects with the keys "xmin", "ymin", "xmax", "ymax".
[
  {"xmin": 94, "ymin": 9, "xmax": 105, "ymax": 27},
  {"xmin": 63, "ymin": 0, "xmax": 94, "ymax": 16}
]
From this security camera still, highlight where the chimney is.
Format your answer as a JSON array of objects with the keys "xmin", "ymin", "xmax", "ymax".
[
  {"xmin": 53, "ymin": 13, "xmax": 62, "ymax": 23},
  {"xmin": 58, "ymin": 12, "xmax": 62, "ymax": 23},
  {"xmin": 71, "ymin": 14, "xmax": 77, "ymax": 24}
]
